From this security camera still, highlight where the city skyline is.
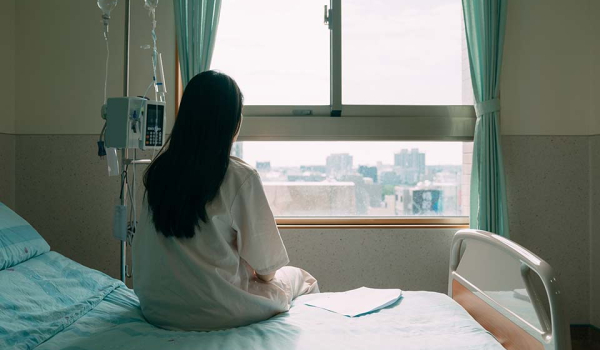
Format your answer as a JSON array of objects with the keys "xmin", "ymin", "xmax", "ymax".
[{"xmin": 237, "ymin": 141, "xmax": 469, "ymax": 169}]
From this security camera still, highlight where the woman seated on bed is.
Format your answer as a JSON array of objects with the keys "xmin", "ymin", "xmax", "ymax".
[{"xmin": 133, "ymin": 71, "xmax": 319, "ymax": 331}]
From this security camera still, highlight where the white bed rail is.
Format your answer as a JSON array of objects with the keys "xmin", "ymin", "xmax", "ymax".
[{"xmin": 448, "ymin": 229, "xmax": 570, "ymax": 350}]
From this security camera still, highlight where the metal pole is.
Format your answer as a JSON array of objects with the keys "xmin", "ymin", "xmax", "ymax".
[
  {"xmin": 330, "ymin": 0, "xmax": 342, "ymax": 116},
  {"xmin": 120, "ymin": 0, "xmax": 131, "ymax": 284},
  {"xmin": 123, "ymin": 0, "xmax": 130, "ymax": 97}
]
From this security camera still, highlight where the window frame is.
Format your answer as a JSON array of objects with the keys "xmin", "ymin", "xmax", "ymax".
[{"xmin": 174, "ymin": 0, "xmax": 473, "ymax": 227}]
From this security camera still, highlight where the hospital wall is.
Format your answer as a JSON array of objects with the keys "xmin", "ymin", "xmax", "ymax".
[
  {"xmin": 589, "ymin": 0, "xmax": 600, "ymax": 329},
  {"xmin": 14, "ymin": 0, "xmax": 176, "ymax": 134},
  {"xmin": 591, "ymin": 135, "xmax": 600, "ymax": 327},
  {"xmin": 501, "ymin": 0, "xmax": 600, "ymax": 328},
  {"xmin": 0, "ymin": 135, "xmax": 15, "ymax": 210},
  {"xmin": 0, "ymin": 0, "xmax": 16, "ymax": 209},
  {"xmin": 4, "ymin": 0, "xmax": 599, "ymax": 327}
]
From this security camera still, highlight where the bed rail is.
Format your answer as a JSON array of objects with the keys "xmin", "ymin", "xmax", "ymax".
[{"xmin": 448, "ymin": 229, "xmax": 570, "ymax": 350}]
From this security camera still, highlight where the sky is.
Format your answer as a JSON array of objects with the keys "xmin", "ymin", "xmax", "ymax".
[{"xmin": 211, "ymin": 1, "xmax": 471, "ymax": 169}]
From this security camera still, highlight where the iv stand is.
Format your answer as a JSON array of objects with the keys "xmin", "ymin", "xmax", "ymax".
[
  {"xmin": 117, "ymin": 0, "xmax": 161, "ymax": 284},
  {"xmin": 119, "ymin": 0, "xmax": 131, "ymax": 284}
]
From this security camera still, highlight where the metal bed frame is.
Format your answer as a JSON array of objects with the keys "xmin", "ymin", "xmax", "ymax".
[{"xmin": 449, "ymin": 229, "xmax": 571, "ymax": 350}]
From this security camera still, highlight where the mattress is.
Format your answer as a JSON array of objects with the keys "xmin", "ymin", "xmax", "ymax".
[{"xmin": 2, "ymin": 252, "xmax": 504, "ymax": 350}]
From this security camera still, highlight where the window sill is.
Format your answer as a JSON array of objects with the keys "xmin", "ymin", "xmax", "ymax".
[{"xmin": 275, "ymin": 217, "xmax": 469, "ymax": 230}]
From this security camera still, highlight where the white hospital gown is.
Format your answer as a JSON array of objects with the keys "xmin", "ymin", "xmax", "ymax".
[{"xmin": 132, "ymin": 157, "xmax": 319, "ymax": 331}]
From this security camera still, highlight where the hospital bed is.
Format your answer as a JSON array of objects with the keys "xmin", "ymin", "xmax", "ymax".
[{"xmin": 0, "ymin": 202, "xmax": 570, "ymax": 350}]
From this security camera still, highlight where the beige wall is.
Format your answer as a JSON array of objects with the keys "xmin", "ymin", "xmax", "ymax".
[
  {"xmin": 14, "ymin": 0, "xmax": 176, "ymax": 135},
  {"xmin": 592, "ymin": 0, "xmax": 600, "ymax": 135},
  {"xmin": 0, "ymin": 0, "xmax": 15, "ymax": 134},
  {"xmin": 591, "ymin": 1, "xmax": 600, "ymax": 328},
  {"xmin": 501, "ymin": 0, "xmax": 597, "ymax": 136}
]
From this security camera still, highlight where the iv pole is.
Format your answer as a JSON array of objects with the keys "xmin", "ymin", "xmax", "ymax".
[
  {"xmin": 120, "ymin": 0, "xmax": 130, "ymax": 284},
  {"xmin": 118, "ymin": 0, "xmax": 155, "ymax": 283}
]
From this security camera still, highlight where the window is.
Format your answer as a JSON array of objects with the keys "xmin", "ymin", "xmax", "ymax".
[
  {"xmin": 233, "ymin": 141, "xmax": 472, "ymax": 219},
  {"xmin": 343, "ymin": 0, "xmax": 471, "ymax": 105},
  {"xmin": 178, "ymin": 1, "xmax": 476, "ymax": 224},
  {"xmin": 210, "ymin": 0, "xmax": 474, "ymax": 115},
  {"xmin": 211, "ymin": 0, "xmax": 329, "ymax": 105}
]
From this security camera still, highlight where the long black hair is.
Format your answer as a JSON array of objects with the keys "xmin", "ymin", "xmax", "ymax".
[{"xmin": 144, "ymin": 71, "xmax": 243, "ymax": 238}]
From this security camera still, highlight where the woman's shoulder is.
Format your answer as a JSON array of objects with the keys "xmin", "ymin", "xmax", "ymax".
[
  {"xmin": 221, "ymin": 157, "xmax": 261, "ymax": 202},
  {"xmin": 227, "ymin": 156, "xmax": 259, "ymax": 182}
]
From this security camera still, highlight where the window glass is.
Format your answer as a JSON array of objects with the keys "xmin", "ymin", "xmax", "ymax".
[
  {"xmin": 211, "ymin": 0, "xmax": 330, "ymax": 105},
  {"xmin": 232, "ymin": 141, "xmax": 472, "ymax": 217},
  {"xmin": 342, "ymin": 0, "xmax": 473, "ymax": 105}
]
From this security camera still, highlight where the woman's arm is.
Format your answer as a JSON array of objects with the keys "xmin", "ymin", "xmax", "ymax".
[
  {"xmin": 256, "ymin": 271, "xmax": 276, "ymax": 282},
  {"xmin": 232, "ymin": 172, "xmax": 290, "ymax": 282}
]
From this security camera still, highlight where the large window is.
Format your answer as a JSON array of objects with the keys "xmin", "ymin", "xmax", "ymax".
[
  {"xmin": 187, "ymin": 1, "xmax": 476, "ymax": 222},
  {"xmin": 233, "ymin": 141, "xmax": 472, "ymax": 218},
  {"xmin": 211, "ymin": 0, "xmax": 329, "ymax": 105},
  {"xmin": 343, "ymin": 0, "xmax": 471, "ymax": 105},
  {"xmin": 211, "ymin": 0, "xmax": 473, "ymax": 112}
]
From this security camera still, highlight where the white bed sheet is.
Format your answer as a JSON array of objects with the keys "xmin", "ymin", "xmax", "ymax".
[{"xmin": 37, "ymin": 287, "xmax": 503, "ymax": 350}]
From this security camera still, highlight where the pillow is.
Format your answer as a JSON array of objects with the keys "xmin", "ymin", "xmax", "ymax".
[{"xmin": 0, "ymin": 202, "xmax": 50, "ymax": 270}]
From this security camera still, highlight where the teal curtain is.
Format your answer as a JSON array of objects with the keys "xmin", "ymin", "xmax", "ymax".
[
  {"xmin": 462, "ymin": 0, "xmax": 509, "ymax": 237},
  {"xmin": 174, "ymin": 0, "xmax": 222, "ymax": 87}
]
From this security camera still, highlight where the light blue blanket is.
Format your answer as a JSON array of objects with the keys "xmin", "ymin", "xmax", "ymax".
[
  {"xmin": 0, "ymin": 252, "xmax": 121, "ymax": 350},
  {"xmin": 2, "ymin": 253, "xmax": 503, "ymax": 350}
]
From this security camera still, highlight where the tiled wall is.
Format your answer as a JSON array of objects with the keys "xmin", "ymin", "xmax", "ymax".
[
  {"xmin": 591, "ymin": 135, "xmax": 600, "ymax": 327},
  {"xmin": 12, "ymin": 134, "xmax": 595, "ymax": 324},
  {"xmin": 15, "ymin": 135, "xmax": 123, "ymax": 277},
  {"xmin": 0, "ymin": 134, "xmax": 16, "ymax": 209},
  {"xmin": 282, "ymin": 228, "xmax": 455, "ymax": 293},
  {"xmin": 503, "ymin": 135, "xmax": 591, "ymax": 324}
]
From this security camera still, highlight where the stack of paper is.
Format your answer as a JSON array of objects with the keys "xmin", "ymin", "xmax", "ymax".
[
  {"xmin": 304, "ymin": 287, "xmax": 403, "ymax": 317},
  {"xmin": 513, "ymin": 288, "xmax": 531, "ymax": 302}
]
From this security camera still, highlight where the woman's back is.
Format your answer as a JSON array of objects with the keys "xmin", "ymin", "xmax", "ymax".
[
  {"xmin": 135, "ymin": 71, "xmax": 318, "ymax": 331},
  {"xmin": 133, "ymin": 157, "xmax": 291, "ymax": 331}
]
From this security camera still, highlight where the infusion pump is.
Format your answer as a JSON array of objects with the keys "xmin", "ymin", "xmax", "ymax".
[{"xmin": 104, "ymin": 97, "xmax": 166, "ymax": 150}]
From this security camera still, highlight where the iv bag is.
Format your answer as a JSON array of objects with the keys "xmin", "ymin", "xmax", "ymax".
[
  {"xmin": 144, "ymin": 0, "xmax": 159, "ymax": 11},
  {"xmin": 98, "ymin": 0, "xmax": 118, "ymax": 16}
]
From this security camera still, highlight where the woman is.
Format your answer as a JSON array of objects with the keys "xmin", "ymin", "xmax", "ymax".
[{"xmin": 133, "ymin": 71, "xmax": 319, "ymax": 331}]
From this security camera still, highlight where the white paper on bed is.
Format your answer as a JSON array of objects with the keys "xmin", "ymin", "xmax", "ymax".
[
  {"xmin": 513, "ymin": 288, "xmax": 531, "ymax": 302},
  {"xmin": 304, "ymin": 287, "xmax": 403, "ymax": 317}
]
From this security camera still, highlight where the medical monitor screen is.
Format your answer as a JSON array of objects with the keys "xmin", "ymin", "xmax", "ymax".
[{"xmin": 145, "ymin": 104, "xmax": 164, "ymax": 147}]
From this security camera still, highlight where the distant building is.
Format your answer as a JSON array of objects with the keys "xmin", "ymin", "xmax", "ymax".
[
  {"xmin": 231, "ymin": 142, "xmax": 243, "ymax": 159},
  {"xmin": 412, "ymin": 189, "xmax": 443, "ymax": 215},
  {"xmin": 394, "ymin": 148, "xmax": 425, "ymax": 171},
  {"xmin": 358, "ymin": 165, "xmax": 378, "ymax": 183},
  {"xmin": 326, "ymin": 153, "xmax": 353, "ymax": 177},
  {"xmin": 380, "ymin": 171, "xmax": 400, "ymax": 185},
  {"xmin": 395, "ymin": 181, "xmax": 460, "ymax": 216},
  {"xmin": 461, "ymin": 142, "xmax": 472, "ymax": 217},
  {"xmin": 340, "ymin": 174, "xmax": 383, "ymax": 215},
  {"xmin": 394, "ymin": 148, "xmax": 426, "ymax": 184},
  {"xmin": 256, "ymin": 161, "xmax": 271, "ymax": 172},
  {"xmin": 262, "ymin": 182, "xmax": 356, "ymax": 216},
  {"xmin": 287, "ymin": 173, "xmax": 326, "ymax": 182},
  {"xmin": 300, "ymin": 165, "xmax": 327, "ymax": 174},
  {"xmin": 368, "ymin": 194, "xmax": 396, "ymax": 216}
]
